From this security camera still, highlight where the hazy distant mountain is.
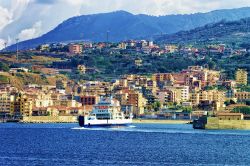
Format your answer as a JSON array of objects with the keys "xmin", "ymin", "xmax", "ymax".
[
  {"xmin": 8, "ymin": 7, "xmax": 250, "ymax": 50},
  {"xmin": 156, "ymin": 17, "xmax": 250, "ymax": 46}
]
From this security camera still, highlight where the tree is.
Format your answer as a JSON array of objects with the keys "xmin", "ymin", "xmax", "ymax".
[
  {"xmin": 246, "ymin": 100, "xmax": 250, "ymax": 106},
  {"xmin": 183, "ymin": 107, "xmax": 193, "ymax": 113},
  {"xmin": 224, "ymin": 100, "xmax": 230, "ymax": 106},
  {"xmin": 208, "ymin": 60, "xmax": 216, "ymax": 70},
  {"xmin": 229, "ymin": 99, "xmax": 236, "ymax": 105},
  {"xmin": 0, "ymin": 62, "xmax": 9, "ymax": 72},
  {"xmin": 152, "ymin": 101, "xmax": 161, "ymax": 112},
  {"xmin": 232, "ymin": 107, "xmax": 250, "ymax": 114}
]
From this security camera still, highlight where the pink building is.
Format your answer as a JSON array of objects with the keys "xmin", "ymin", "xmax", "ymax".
[{"xmin": 69, "ymin": 44, "xmax": 82, "ymax": 54}]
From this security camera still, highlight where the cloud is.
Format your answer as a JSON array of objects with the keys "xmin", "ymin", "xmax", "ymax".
[
  {"xmin": 0, "ymin": 0, "xmax": 30, "ymax": 32},
  {"xmin": 18, "ymin": 21, "xmax": 42, "ymax": 41},
  {"xmin": 0, "ymin": 38, "xmax": 6, "ymax": 50},
  {"xmin": 74, "ymin": 0, "xmax": 250, "ymax": 16},
  {"xmin": 0, "ymin": 6, "xmax": 12, "ymax": 31},
  {"xmin": 33, "ymin": 0, "xmax": 61, "ymax": 5}
]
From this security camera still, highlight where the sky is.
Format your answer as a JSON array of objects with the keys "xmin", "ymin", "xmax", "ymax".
[{"xmin": 0, "ymin": 0, "xmax": 250, "ymax": 49}]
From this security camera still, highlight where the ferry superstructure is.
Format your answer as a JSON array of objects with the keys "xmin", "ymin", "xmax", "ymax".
[{"xmin": 78, "ymin": 97, "xmax": 132, "ymax": 127}]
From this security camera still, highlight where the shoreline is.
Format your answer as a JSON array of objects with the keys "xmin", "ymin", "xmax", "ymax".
[
  {"xmin": 1, "ymin": 117, "xmax": 192, "ymax": 124},
  {"xmin": 133, "ymin": 119, "xmax": 192, "ymax": 124}
]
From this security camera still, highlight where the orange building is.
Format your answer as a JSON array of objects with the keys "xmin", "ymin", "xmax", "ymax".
[{"xmin": 127, "ymin": 91, "xmax": 145, "ymax": 116}]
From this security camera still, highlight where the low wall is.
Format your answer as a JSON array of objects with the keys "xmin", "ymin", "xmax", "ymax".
[
  {"xmin": 22, "ymin": 116, "xmax": 78, "ymax": 123},
  {"xmin": 133, "ymin": 119, "xmax": 191, "ymax": 124},
  {"xmin": 206, "ymin": 117, "xmax": 250, "ymax": 130}
]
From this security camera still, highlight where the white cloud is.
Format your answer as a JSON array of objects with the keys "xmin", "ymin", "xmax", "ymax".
[
  {"xmin": 0, "ymin": 38, "xmax": 6, "ymax": 50},
  {"xmin": 18, "ymin": 21, "xmax": 42, "ymax": 41},
  {"xmin": 0, "ymin": 6, "xmax": 12, "ymax": 31},
  {"xmin": 0, "ymin": 0, "xmax": 30, "ymax": 31},
  {"xmin": 75, "ymin": 0, "xmax": 250, "ymax": 16}
]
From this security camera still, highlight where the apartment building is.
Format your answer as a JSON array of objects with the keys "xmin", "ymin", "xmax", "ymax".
[
  {"xmin": 69, "ymin": 44, "xmax": 83, "ymax": 54},
  {"xmin": 164, "ymin": 85, "xmax": 189, "ymax": 103},
  {"xmin": 236, "ymin": 69, "xmax": 248, "ymax": 85},
  {"xmin": 0, "ymin": 92, "xmax": 15, "ymax": 115}
]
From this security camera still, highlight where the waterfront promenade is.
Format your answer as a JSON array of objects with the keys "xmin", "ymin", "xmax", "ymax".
[
  {"xmin": 133, "ymin": 119, "xmax": 191, "ymax": 124},
  {"xmin": 0, "ymin": 116, "xmax": 191, "ymax": 124}
]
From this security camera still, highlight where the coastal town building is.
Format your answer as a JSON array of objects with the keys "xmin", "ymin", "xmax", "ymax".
[
  {"xmin": 156, "ymin": 90, "xmax": 177, "ymax": 103},
  {"xmin": 164, "ymin": 85, "xmax": 189, "ymax": 103},
  {"xmin": 236, "ymin": 69, "xmax": 248, "ymax": 85},
  {"xmin": 79, "ymin": 95, "xmax": 98, "ymax": 106},
  {"xmin": 234, "ymin": 92, "xmax": 250, "ymax": 102},
  {"xmin": 0, "ymin": 92, "xmax": 16, "ymax": 115},
  {"xmin": 0, "ymin": 63, "xmax": 249, "ymax": 121},
  {"xmin": 69, "ymin": 44, "xmax": 83, "ymax": 54},
  {"xmin": 127, "ymin": 90, "xmax": 146, "ymax": 116}
]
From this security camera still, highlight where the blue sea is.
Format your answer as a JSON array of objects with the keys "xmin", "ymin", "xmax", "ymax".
[{"xmin": 1, "ymin": 123, "xmax": 250, "ymax": 166}]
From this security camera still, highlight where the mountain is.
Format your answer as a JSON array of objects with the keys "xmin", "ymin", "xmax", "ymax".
[
  {"xmin": 8, "ymin": 7, "xmax": 250, "ymax": 50},
  {"xmin": 156, "ymin": 17, "xmax": 250, "ymax": 46}
]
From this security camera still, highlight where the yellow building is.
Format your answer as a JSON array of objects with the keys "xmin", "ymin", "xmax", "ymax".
[
  {"xmin": 190, "ymin": 90, "xmax": 225, "ymax": 110},
  {"xmin": 127, "ymin": 91, "xmax": 146, "ymax": 116},
  {"xmin": 152, "ymin": 73, "xmax": 174, "ymax": 83},
  {"xmin": 0, "ymin": 92, "xmax": 15, "ymax": 115},
  {"xmin": 18, "ymin": 94, "xmax": 33, "ymax": 116},
  {"xmin": 164, "ymin": 85, "xmax": 189, "ymax": 103},
  {"xmin": 236, "ymin": 69, "xmax": 248, "ymax": 85},
  {"xmin": 165, "ymin": 45, "xmax": 178, "ymax": 53},
  {"xmin": 27, "ymin": 92, "xmax": 53, "ymax": 108},
  {"xmin": 235, "ymin": 92, "xmax": 250, "ymax": 102},
  {"xmin": 190, "ymin": 92, "xmax": 200, "ymax": 106},
  {"xmin": 199, "ymin": 90, "xmax": 225, "ymax": 111}
]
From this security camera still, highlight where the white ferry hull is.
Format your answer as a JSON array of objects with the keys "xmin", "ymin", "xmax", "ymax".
[{"xmin": 78, "ymin": 116, "xmax": 132, "ymax": 127}]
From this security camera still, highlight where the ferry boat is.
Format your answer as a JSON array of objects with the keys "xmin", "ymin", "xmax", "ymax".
[{"xmin": 78, "ymin": 97, "xmax": 133, "ymax": 127}]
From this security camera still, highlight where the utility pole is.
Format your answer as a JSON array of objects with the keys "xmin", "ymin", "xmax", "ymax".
[
  {"xmin": 16, "ymin": 38, "xmax": 19, "ymax": 62},
  {"xmin": 106, "ymin": 30, "xmax": 110, "ymax": 43}
]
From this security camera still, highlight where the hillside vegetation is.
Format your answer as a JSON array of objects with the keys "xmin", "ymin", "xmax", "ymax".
[{"xmin": 156, "ymin": 17, "xmax": 250, "ymax": 46}]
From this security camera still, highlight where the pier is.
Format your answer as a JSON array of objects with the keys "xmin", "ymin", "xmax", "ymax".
[{"xmin": 0, "ymin": 114, "xmax": 21, "ymax": 123}]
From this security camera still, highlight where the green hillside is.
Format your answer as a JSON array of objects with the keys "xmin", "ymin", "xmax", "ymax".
[{"xmin": 156, "ymin": 17, "xmax": 250, "ymax": 47}]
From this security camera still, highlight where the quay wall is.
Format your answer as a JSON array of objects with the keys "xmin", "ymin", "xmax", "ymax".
[
  {"xmin": 22, "ymin": 116, "xmax": 77, "ymax": 123},
  {"xmin": 133, "ymin": 119, "xmax": 191, "ymax": 124},
  {"xmin": 20, "ymin": 117, "xmax": 190, "ymax": 124},
  {"xmin": 206, "ymin": 117, "xmax": 250, "ymax": 130}
]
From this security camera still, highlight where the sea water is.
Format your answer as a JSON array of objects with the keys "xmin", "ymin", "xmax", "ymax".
[{"xmin": 0, "ymin": 123, "xmax": 250, "ymax": 166}]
